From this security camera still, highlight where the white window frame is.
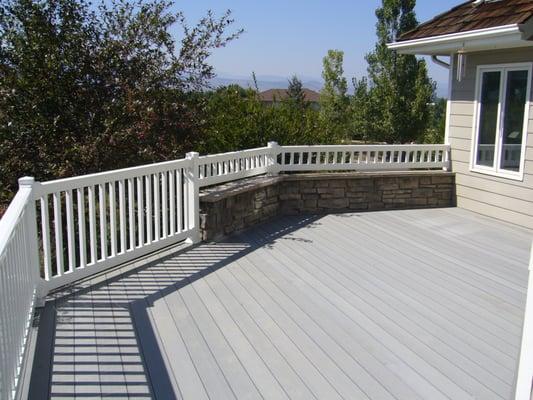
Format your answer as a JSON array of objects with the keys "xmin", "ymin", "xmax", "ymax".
[{"xmin": 470, "ymin": 62, "xmax": 532, "ymax": 181}]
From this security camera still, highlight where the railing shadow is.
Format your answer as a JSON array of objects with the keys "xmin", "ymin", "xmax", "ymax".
[{"xmin": 29, "ymin": 214, "xmax": 323, "ymax": 399}]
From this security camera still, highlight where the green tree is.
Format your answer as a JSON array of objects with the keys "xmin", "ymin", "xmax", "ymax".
[
  {"xmin": 351, "ymin": 76, "xmax": 372, "ymax": 142},
  {"xmin": 0, "ymin": 0, "xmax": 241, "ymax": 204},
  {"xmin": 286, "ymin": 75, "xmax": 306, "ymax": 106},
  {"xmin": 198, "ymin": 85, "xmax": 265, "ymax": 153},
  {"xmin": 198, "ymin": 81, "xmax": 337, "ymax": 152},
  {"xmin": 352, "ymin": 0, "xmax": 435, "ymax": 143},
  {"xmin": 319, "ymin": 50, "xmax": 349, "ymax": 141},
  {"xmin": 421, "ymin": 97, "xmax": 447, "ymax": 143}
]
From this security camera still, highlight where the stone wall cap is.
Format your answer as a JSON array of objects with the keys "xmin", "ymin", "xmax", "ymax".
[
  {"xmin": 200, "ymin": 175, "xmax": 284, "ymax": 202},
  {"xmin": 282, "ymin": 171, "xmax": 454, "ymax": 181}
]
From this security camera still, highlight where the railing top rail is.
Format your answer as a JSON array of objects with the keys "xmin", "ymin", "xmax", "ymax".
[
  {"xmin": 281, "ymin": 144, "xmax": 450, "ymax": 150},
  {"xmin": 198, "ymin": 146, "xmax": 271, "ymax": 161},
  {"xmin": 0, "ymin": 179, "xmax": 34, "ymax": 258},
  {"xmin": 36, "ymin": 157, "xmax": 192, "ymax": 196}
]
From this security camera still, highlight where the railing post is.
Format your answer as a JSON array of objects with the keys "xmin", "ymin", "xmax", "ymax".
[
  {"xmin": 185, "ymin": 152, "xmax": 201, "ymax": 244},
  {"xmin": 267, "ymin": 141, "xmax": 281, "ymax": 176},
  {"xmin": 515, "ymin": 241, "xmax": 533, "ymax": 400},
  {"xmin": 18, "ymin": 177, "xmax": 46, "ymax": 304},
  {"xmin": 443, "ymin": 146, "xmax": 451, "ymax": 172}
]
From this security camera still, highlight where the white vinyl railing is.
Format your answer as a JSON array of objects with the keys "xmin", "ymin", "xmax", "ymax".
[
  {"xmin": 0, "ymin": 178, "xmax": 41, "ymax": 400},
  {"xmin": 515, "ymin": 242, "xmax": 533, "ymax": 400},
  {"xmin": 11, "ymin": 143, "xmax": 451, "ymax": 293},
  {"xmin": 197, "ymin": 145, "xmax": 274, "ymax": 187},
  {"xmin": 34, "ymin": 155, "xmax": 199, "ymax": 292},
  {"xmin": 279, "ymin": 144, "xmax": 450, "ymax": 172},
  {"xmin": 0, "ymin": 142, "xmax": 450, "ymax": 399}
]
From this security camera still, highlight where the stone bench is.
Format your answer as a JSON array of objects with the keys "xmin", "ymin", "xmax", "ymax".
[{"xmin": 199, "ymin": 171, "xmax": 455, "ymax": 241}]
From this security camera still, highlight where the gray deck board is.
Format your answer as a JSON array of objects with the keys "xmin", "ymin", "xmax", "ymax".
[
  {"xmin": 246, "ymin": 224, "xmax": 473, "ymax": 400},
  {"xmin": 251, "ymin": 217, "xmax": 509, "ymax": 399},
  {"xmin": 297, "ymin": 217, "xmax": 521, "ymax": 356},
  {"xmin": 30, "ymin": 208, "xmax": 531, "ymax": 400}
]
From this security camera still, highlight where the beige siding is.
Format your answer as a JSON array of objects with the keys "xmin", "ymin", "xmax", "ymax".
[{"xmin": 449, "ymin": 48, "xmax": 533, "ymax": 230}]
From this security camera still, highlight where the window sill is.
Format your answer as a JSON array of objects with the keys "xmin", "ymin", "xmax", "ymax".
[{"xmin": 470, "ymin": 166, "xmax": 524, "ymax": 182}]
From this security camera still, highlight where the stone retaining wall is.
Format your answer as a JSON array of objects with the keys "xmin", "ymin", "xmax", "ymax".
[
  {"xmin": 279, "ymin": 172, "xmax": 455, "ymax": 215},
  {"xmin": 199, "ymin": 172, "xmax": 455, "ymax": 241}
]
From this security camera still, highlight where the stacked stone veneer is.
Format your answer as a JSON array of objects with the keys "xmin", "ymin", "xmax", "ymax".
[{"xmin": 199, "ymin": 172, "xmax": 455, "ymax": 241}]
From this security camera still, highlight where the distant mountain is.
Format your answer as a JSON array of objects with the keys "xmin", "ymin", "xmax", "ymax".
[{"xmin": 210, "ymin": 73, "xmax": 448, "ymax": 99}]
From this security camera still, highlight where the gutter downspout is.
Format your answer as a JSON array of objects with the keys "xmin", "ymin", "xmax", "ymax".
[
  {"xmin": 431, "ymin": 55, "xmax": 450, "ymax": 69},
  {"xmin": 443, "ymin": 54, "xmax": 454, "ymax": 148},
  {"xmin": 430, "ymin": 55, "xmax": 453, "ymax": 148}
]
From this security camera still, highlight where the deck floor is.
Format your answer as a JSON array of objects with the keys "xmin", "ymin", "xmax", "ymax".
[{"xmin": 29, "ymin": 208, "xmax": 532, "ymax": 400}]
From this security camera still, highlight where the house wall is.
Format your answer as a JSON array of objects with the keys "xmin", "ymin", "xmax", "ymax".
[{"xmin": 449, "ymin": 48, "xmax": 533, "ymax": 230}]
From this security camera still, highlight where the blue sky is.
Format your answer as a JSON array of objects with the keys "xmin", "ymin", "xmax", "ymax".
[{"xmin": 173, "ymin": 0, "xmax": 462, "ymax": 95}]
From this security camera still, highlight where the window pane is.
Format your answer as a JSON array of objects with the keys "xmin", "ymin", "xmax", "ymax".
[
  {"xmin": 500, "ymin": 70, "xmax": 528, "ymax": 171},
  {"xmin": 476, "ymin": 71, "xmax": 501, "ymax": 167}
]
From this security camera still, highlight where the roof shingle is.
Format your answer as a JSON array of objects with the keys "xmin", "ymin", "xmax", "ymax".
[{"xmin": 399, "ymin": 0, "xmax": 533, "ymax": 41}]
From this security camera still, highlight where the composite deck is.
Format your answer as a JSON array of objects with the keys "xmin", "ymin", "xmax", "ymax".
[{"xmin": 29, "ymin": 208, "xmax": 532, "ymax": 400}]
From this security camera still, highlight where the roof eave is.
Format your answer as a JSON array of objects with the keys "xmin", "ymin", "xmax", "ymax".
[{"xmin": 387, "ymin": 24, "xmax": 533, "ymax": 55}]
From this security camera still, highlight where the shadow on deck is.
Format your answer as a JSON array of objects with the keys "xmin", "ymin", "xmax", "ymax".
[{"xmin": 29, "ymin": 214, "xmax": 323, "ymax": 399}]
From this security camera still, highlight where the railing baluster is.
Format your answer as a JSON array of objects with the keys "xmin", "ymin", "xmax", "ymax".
[
  {"xmin": 162, "ymin": 172, "xmax": 168, "ymax": 239},
  {"xmin": 169, "ymin": 170, "xmax": 175, "ymax": 236},
  {"xmin": 128, "ymin": 178, "xmax": 135, "ymax": 250},
  {"xmin": 65, "ymin": 189, "xmax": 75, "ymax": 272},
  {"xmin": 53, "ymin": 192, "xmax": 64, "ymax": 276},
  {"xmin": 137, "ymin": 176, "xmax": 144, "ymax": 247},
  {"xmin": 199, "ymin": 164, "xmax": 203, "ymax": 179},
  {"xmin": 109, "ymin": 181, "xmax": 117, "ymax": 257},
  {"xmin": 182, "ymin": 168, "xmax": 189, "ymax": 231},
  {"xmin": 40, "ymin": 196, "xmax": 52, "ymax": 280},
  {"xmin": 77, "ymin": 188, "xmax": 87, "ymax": 269},
  {"xmin": 98, "ymin": 184, "xmax": 106, "ymax": 260},
  {"xmin": 145, "ymin": 175, "xmax": 152, "ymax": 245},
  {"xmin": 88, "ymin": 185, "xmax": 97, "ymax": 264},
  {"xmin": 119, "ymin": 180, "xmax": 126, "ymax": 254},
  {"xmin": 153, "ymin": 173, "xmax": 160, "ymax": 241},
  {"xmin": 177, "ymin": 168, "xmax": 183, "ymax": 233}
]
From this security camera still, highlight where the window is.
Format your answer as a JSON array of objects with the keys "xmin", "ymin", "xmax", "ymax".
[{"xmin": 472, "ymin": 63, "xmax": 531, "ymax": 180}]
